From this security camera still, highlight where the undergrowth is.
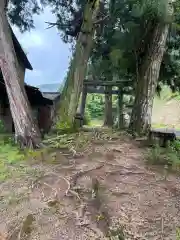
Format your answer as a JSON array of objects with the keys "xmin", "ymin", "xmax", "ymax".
[
  {"xmin": 0, "ymin": 138, "xmax": 24, "ymax": 181},
  {"xmin": 0, "ymin": 131, "xmax": 98, "ymax": 181},
  {"xmin": 0, "ymin": 136, "xmax": 44, "ymax": 181},
  {"xmin": 176, "ymin": 228, "xmax": 180, "ymax": 240},
  {"xmin": 146, "ymin": 140, "xmax": 180, "ymax": 171}
]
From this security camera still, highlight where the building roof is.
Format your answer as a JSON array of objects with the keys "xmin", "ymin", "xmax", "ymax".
[
  {"xmin": 25, "ymin": 85, "xmax": 53, "ymax": 106},
  {"xmin": 10, "ymin": 26, "xmax": 33, "ymax": 70},
  {"xmin": 42, "ymin": 92, "xmax": 60, "ymax": 101},
  {"xmin": 0, "ymin": 80, "xmax": 53, "ymax": 107}
]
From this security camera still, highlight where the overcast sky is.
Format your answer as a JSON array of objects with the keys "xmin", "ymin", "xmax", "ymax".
[{"xmin": 13, "ymin": 8, "xmax": 71, "ymax": 87}]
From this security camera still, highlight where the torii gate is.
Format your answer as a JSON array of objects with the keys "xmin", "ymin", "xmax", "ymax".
[{"xmin": 79, "ymin": 80, "xmax": 132, "ymax": 127}]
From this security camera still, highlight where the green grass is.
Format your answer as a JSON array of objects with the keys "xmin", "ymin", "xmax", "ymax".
[
  {"xmin": 151, "ymin": 123, "xmax": 169, "ymax": 129},
  {"xmin": 152, "ymin": 85, "xmax": 180, "ymax": 130},
  {"xmin": 88, "ymin": 119, "xmax": 103, "ymax": 127},
  {"xmin": 151, "ymin": 123, "xmax": 180, "ymax": 130},
  {"xmin": 146, "ymin": 141, "xmax": 180, "ymax": 172},
  {"xmin": 176, "ymin": 228, "xmax": 180, "ymax": 240},
  {"xmin": 0, "ymin": 137, "xmax": 24, "ymax": 181},
  {"xmin": 0, "ymin": 137, "xmax": 44, "ymax": 182},
  {"xmin": 0, "ymin": 144, "xmax": 24, "ymax": 164}
]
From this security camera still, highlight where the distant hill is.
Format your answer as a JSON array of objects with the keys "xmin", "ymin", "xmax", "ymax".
[{"xmin": 38, "ymin": 83, "xmax": 61, "ymax": 92}]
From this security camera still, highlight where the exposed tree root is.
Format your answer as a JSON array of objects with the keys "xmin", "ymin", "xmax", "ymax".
[
  {"xmin": 71, "ymin": 163, "xmax": 104, "ymax": 187},
  {"xmin": 67, "ymin": 189, "xmax": 81, "ymax": 200},
  {"xmin": 106, "ymin": 170, "xmax": 144, "ymax": 176},
  {"xmin": 86, "ymin": 224, "xmax": 104, "ymax": 238},
  {"xmin": 112, "ymin": 148, "xmax": 123, "ymax": 153},
  {"xmin": 15, "ymin": 135, "xmax": 42, "ymax": 149},
  {"xmin": 109, "ymin": 190, "xmax": 131, "ymax": 197}
]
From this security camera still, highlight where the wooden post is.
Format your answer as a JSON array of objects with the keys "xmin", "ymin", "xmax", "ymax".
[
  {"xmin": 104, "ymin": 85, "xmax": 113, "ymax": 127},
  {"xmin": 80, "ymin": 85, "xmax": 87, "ymax": 118},
  {"xmin": 117, "ymin": 86, "xmax": 124, "ymax": 129}
]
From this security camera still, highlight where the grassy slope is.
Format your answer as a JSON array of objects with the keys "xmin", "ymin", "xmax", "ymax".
[{"xmin": 152, "ymin": 86, "xmax": 180, "ymax": 129}]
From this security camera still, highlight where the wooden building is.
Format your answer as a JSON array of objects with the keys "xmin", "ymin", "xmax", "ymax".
[
  {"xmin": 0, "ymin": 28, "xmax": 53, "ymax": 133},
  {"xmin": 41, "ymin": 92, "xmax": 60, "ymax": 125}
]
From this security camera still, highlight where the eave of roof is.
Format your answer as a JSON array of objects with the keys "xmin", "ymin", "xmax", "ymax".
[
  {"xmin": 10, "ymin": 25, "xmax": 33, "ymax": 70},
  {"xmin": 42, "ymin": 92, "xmax": 60, "ymax": 101}
]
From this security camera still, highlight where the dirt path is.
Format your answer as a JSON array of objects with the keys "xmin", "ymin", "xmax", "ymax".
[{"xmin": 0, "ymin": 133, "xmax": 179, "ymax": 239}]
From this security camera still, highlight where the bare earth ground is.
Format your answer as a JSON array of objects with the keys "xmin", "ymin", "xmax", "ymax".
[{"xmin": 0, "ymin": 130, "xmax": 180, "ymax": 239}]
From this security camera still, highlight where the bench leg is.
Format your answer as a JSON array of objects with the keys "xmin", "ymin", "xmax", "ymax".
[
  {"xmin": 162, "ymin": 135, "xmax": 176, "ymax": 147},
  {"xmin": 80, "ymin": 119, "xmax": 83, "ymax": 127},
  {"xmin": 162, "ymin": 137, "xmax": 167, "ymax": 148},
  {"xmin": 148, "ymin": 132, "xmax": 153, "ymax": 145}
]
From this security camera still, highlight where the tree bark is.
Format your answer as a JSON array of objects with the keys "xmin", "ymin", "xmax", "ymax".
[
  {"xmin": 104, "ymin": 86, "xmax": 113, "ymax": 127},
  {"xmin": 57, "ymin": 0, "xmax": 100, "ymax": 129},
  {"xmin": 79, "ymin": 85, "xmax": 87, "ymax": 117},
  {"xmin": 129, "ymin": 23, "xmax": 169, "ymax": 135},
  {"xmin": 0, "ymin": 0, "xmax": 41, "ymax": 147}
]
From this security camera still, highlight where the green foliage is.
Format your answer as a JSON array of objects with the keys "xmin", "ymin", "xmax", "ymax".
[
  {"xmin": 86, "ymin": 94, "xmax": 105, "ymax": 119},
  {"xmin": 55, "ymin": 119, "xmax": 76, "ymax": 134},
  {"xmin": 84, "ymin": 109, "xmax": 91, "ymax": 125},
  {"xmin": 0, "ymin": 136, "xmax": 46, "ymax": 181},
  {"xmin": 0, "ymin": 143, "xmax": 24, "ymax": 164},
  {"xmin": 108, "ymin": 226, "xmax": 125, "ymax": 240},
  {"xmin": 8, "ymin": 0, "xmax": 41, "ymax": 32},
  {"xmin": 41, "ymin": 0, "xmax": 86, "ymax": 43},
  {"xmin": 146, "ymin": 140, "xmax": 180, "ymax": 171},
  {"xmin": 89, "ymin": 0, "xmax": 180, "ymax": 96},
  {"xmin": 146, "ymin": 144, "xmax": 166, "ymax": 165},
  {"xmin": 85, "ymin": 92, "xmax": 129, "ymax": 124},
  {"xmin": 176, "ymin": 228, "xmax": 180, "ymax": 240},
  {"xmin": 0, "ymin": 137, "xmax": 24, "ymax": 181}
]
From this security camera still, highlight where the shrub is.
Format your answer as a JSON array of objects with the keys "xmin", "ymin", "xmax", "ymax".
[
  {"xmin": 146, "ymin": 141, "xmax": 180, "ymax": 171},
  {"xmin": 83, "ymin": 109, "xmax": 91, "ymax": 125},
  {"xmin": 176, "ymin": 228, "xmax": 180, "ymax": 240}
]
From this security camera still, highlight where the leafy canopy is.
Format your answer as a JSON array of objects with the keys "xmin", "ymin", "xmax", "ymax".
[
  {"xmin": 8, "ymin": 0, "xmax": 180, "ymax": 93},
  {"xmin": 89, "ymin": 0, "xmax": 180, "ymax": 93},
  {"xmin": 8, "ymin": 0, "xmax": 42, "ymax": 32}
]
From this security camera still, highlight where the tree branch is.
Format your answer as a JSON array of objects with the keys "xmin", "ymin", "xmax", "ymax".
[
  {"xmin": 93, "ymin": 15, "xmax": 109, "ymax": 25},
  {"xmin": 45, "ymin": 21, "xmax": 59, "ymax": 29}
]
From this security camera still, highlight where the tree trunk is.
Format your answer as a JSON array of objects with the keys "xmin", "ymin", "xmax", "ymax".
[
  {"xmin": 0, "ymin": 0, "xmax": 41, "ymax": 148},
  {"xmin": 79, "ymin": 85, "xmax": 87, "ymax": 117},
  {"xmin": 129, "ymin": 23, "xmax": 169, "ymax": 135},
  {"xmin": 117, "ymin": 87, "xmax": 124, "ymax": 129},
  {"xmin": 104, "ymin": 86, "xmax": 113, "ymax": 127},
  {"xmin": 57, "ymin": 0, "xmax": 100, "ymax": 130}
]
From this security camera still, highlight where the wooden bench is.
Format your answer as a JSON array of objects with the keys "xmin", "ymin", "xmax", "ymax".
[{"xmin": 148, "ymin": 128, "xmax": 177, "ymax": 147}]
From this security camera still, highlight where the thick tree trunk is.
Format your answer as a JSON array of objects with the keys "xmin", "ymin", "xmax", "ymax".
[
  {"xmin": 117, "ymin": 87, "xmax": 124, "ymax": 129},
  {"xmin": 104, "ymin": 86, "xmax": 113, "ymax": 127},
  {"xmin": 79, "ymin": 85, "xmax": 87, "ymax": 117},
  {"xmin": 57, "ymin": 0, "xmax": 100, "ymax": 129},
  {"xmin": 0, "ymin": 0, "xmax": 41, "ymax": 147},
  {"xmin": 129, "ymin": 23, "xmax": 169, "ymax": 135}
]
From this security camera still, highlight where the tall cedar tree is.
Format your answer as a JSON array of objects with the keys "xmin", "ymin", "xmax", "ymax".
[
  {"xmin": 0, "ymin": 0, "xmax": 42, "ymax": 147},
  {"xmin": 44, "ymin": 0, "xmax": 102, "ymax": 129}
]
